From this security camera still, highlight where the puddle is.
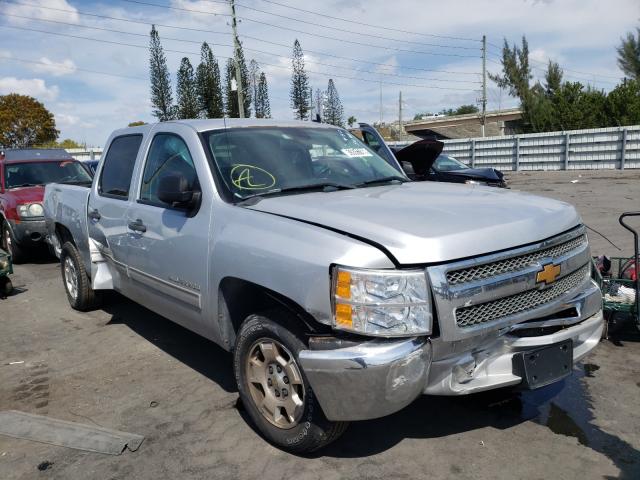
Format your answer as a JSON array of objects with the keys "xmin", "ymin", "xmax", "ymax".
[{"xmin": 517, "ymin": 363, "xmax": 640, "ymax": 478}]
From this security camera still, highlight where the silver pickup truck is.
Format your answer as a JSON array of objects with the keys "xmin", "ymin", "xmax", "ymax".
[{"xmin": 44, "ymin": 119, "xmax": 603, "ymax": 452}]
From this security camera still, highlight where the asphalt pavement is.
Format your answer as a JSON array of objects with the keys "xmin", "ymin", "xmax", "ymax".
[{"xmin": 0, "ymin": 170, "xmax": 639, "ymax": 480}]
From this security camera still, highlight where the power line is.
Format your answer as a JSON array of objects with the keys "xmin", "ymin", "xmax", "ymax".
[
  {"xmin": 114, "ymin": 0, "xmax": 479, "ymax": 58},
  {"xmin": 200, "ymin": 0, "xmax": 479, "ymax": 50},
  {"xmin": 0, "ymin": 24, "xmax": 477, "ymax": 91},
  {"xmin": 486, "ymin": 42, "xmax": 622, "ymax": 81},
  {"xmin": 237, "ymin": 15, "xmax": 480, "ymax": 58},
  {"xmin": 2, "ymin": 0, "xmax": 481, "ymax": 76},
  {"xmin": 2, "ymin": 56, "xmax": 147, "ymax": 80},
  {"xmin": 119, "ymin": 0, "xmax": 231, "ymax": 17},
  {"xmin": 0, "ymin": 12, "xmax": 481, "ymax": 85},
  {"xmin": 250, "ymin": 0, "xmax": 480, "ymax": 43},
  {"xmin": 241, "ymin": 34, "xmax": 481, "ymax": 76},
  {"xmin": 1, "ymin": 0, "xmax": 230, "ymax": 35}
]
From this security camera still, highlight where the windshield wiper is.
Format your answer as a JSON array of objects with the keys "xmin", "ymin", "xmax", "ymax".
[
  {"xmin": 237, "ymin": 182, "xmax": 355, "ymax": 204},
  {"xmin": 355, "ymin": 176, "xmax": 408, "ymax": 187}
]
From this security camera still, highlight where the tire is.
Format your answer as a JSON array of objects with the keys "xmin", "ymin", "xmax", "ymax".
[
  {"xmin": 2, "ymin": 222, "xmax": 27, "ymax": 264},
  {"xmin": 0, "ymin": 276, "xmax": 12, "ymax": 297},
  {"xmin": 60, "ymin": 241, "xmax": 100, "ymax": 311},
  {"xmin": 233, "ymin": 312, "xmax": 349, "ymax": 453}
]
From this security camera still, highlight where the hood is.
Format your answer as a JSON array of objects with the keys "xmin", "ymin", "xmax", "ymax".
[
  {"xmin": 246, "ymin": 182, "xmax": 581, "ymax": 265},
  {"xmin": 444, "ymin": 167, "xmax": 503, "ymax": 182},
  {"xmin": 3, "ymin": 185, "xmax": 44, "ymax": 205},
  {"xmin": 394, "ymin": 140, "xmax": 444, "ymax": 175}
]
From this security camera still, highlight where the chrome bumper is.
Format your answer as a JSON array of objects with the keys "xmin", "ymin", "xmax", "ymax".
[
  {"xmin": 299, "ymin": 284, "xmax": 603, "ymax": 421},
  {"xmin": 298, "ymin": 338, "xmax": 431, "ymax": 421}
]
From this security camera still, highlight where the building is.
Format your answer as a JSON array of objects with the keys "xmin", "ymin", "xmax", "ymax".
[{"xmin": 404, "ymin": 108, "xmax": 522, "ymax": 139}]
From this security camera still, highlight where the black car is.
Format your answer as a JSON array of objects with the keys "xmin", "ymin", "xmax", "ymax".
[
  {"xmin": 394, "ymin": 138, "xmax": 507, "ymax": 188},
  {"xmin": 350, "ymin": 123, "xmax": 507, "ymax": 188}
]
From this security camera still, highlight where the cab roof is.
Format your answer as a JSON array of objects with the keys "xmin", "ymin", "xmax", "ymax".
[{"xmin": 0, "ymin": 148, "xmax": 74, "ymax": 164}]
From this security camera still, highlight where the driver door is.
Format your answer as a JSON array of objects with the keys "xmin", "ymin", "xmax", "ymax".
[{"xmin": 124, "ymin": 128, "xmax": 212, "ymax": 333}]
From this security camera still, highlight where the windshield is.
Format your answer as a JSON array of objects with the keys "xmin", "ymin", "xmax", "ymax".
[
  {"xmin": 4, "ymin": 161, "xmax": 92, "ymax": 188},
  {"xmin": 434, "ymin": 154, "xmax": 469, "ymax": 172},
  {"xmin": 203, "ymin": 126, "xmax": 406, "ymax": 200}
]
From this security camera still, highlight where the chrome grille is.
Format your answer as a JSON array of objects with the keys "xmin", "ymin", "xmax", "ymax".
[
  {"xmin": 446, "ymin": 235, "xmax": 587, "ymax": 285},
  {"xmin": 455, "ymin": 264, "xmax": 590, "ymax": 328}
]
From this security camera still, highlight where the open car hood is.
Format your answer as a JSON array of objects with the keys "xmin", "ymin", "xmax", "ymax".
[{"xmin": 394, "ymin": 140, "xmax": 444, "ymax": 175}]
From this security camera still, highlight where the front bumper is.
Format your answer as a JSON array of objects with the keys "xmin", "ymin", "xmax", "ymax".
[
  {"xmin": 299, "ymin": 338, "xmax": 432, "ymax": 421},
  {"xmin": 8, "ymin": 219, "xmax": 47, "ymax": 245},
  {"xmin": 299, "ymin": 299, "xmax": 603, "ymax": 421}
]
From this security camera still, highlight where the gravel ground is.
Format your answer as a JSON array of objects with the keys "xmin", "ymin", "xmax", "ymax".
[{"xmin": 0, "ymin": 170, "xmax": 639, "ymax": 480}]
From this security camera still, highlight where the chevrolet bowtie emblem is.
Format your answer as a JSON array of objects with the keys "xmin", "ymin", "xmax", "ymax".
[{"xmin": 536, "ymin": 263, "xmax": 561, "ymax": 285}]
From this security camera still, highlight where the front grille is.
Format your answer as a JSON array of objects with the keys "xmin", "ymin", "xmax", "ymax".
[
  {"xmin": 446, "ymin": 234, "xmax": 587, "ymax": 285},
  {"xmin": 455, "ymin": 264, "xmax": 590, "ymax": 328}
]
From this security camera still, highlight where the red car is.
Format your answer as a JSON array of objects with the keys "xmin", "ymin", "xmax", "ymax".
[{"xmin": 0, "ymin": 149, "xmax": 93, "ymax": 263}]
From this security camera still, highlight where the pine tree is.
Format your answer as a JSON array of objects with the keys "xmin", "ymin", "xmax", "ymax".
[
  {"xmin": 290, "ymin": 39, "xmax": 310, "ymax": 120},
  {"xmin": 196, "ymin": 42, "xmax": 224, "ymax": 118},
  {"xmin": 323, "ymin": 79, "xmax": 344, "ymax": 126},
  {"xmin": 176, "ymin": 57, "xmax": 199, "ymax": 119},
  {"xmin": 544, "ymin": 61, "xmax": 563, "ymax": 96},
  {"xmin": 224, "ymin": 44, "xmax": 251, "ymax": 118},
  {"xmin": 617, "ymin": 27, "xmax": 640, "ymax": 80},
  {"xmin": 149, "ymin": 25, "xmax": 174, "ymax": 121},
  {"xmin": 256, "ymin": 72, "xmax": 271, "ymax": 118},
  {"xmin": 488, "ymin": 36, "xmax": 532, "ymax": 102},
  {"xmin": 314, "ymin": 88, "xmax": 323, "ymax": 122},
  {"xmin": 249, "ymin": 59, "xmax": 260, "ymax": 118}
]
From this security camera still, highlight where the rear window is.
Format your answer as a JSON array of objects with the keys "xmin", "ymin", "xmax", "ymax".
[{"xmin": 99, "ymin": 135, "xmax": 142, "ymax": 199}]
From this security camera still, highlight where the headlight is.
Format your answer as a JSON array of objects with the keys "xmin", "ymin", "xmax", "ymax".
[
  {"xmin": 17, "ymin": 203, "xmax": 44, "ymax": 218},
  {"xmin": 332, "ymin": 266, "xmax": 432, "ymax": 337},
  {"xmin": 0, "ymin": 257, "xmax": 8, "ymax": 270},
  {"xmin": 464, "ymin": 180, "xmax": 483, "ymax": 185}
]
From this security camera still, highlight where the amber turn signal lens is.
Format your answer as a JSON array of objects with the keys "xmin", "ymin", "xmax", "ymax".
[
  {"xmin": 336, "ymin": 270, "xmax": 351, "ymax": 299},
  {"xmin": 335, "ymin": 303, "xmax": 353, "ymax": 327}
]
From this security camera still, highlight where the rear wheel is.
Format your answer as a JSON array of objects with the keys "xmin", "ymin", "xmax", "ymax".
[
  {"xmin": 60, "ymin": 241, "xmax": 100, "ymax": 311},
  {"xmin": 2, "ymin": 222, "xmax": 26, "ymax": 264},
  {"xmin": 233, "ymin": 313, "xmax": 348, "ymax": 453}
]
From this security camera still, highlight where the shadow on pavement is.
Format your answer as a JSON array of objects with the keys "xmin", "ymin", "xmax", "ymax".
[
  {"xmin": 102, "ymin": 293, "xmax": 237, "ymax": 393},
  {"xmin": 98, "ymin": 294, "xmax": 639, "ymax": 477}
]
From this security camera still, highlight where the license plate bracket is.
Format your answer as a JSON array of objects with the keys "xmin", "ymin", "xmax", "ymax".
[{"xmin": 513, "ymin": 339, "xmax": 573, "ymax": 389}]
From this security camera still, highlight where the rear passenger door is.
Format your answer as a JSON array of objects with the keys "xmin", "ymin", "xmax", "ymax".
[
  {"xmin": 123, "ymin": 128, "xmax": 212, "ymax": 333},
  {"xmin": 87, "ymin": 134, "xmax": 143, "ymax": 290}
]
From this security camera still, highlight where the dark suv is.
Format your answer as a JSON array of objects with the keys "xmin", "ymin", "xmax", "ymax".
[{"xmin": 0, "ymin": 149, "xmax": 92, "ymax": 262}]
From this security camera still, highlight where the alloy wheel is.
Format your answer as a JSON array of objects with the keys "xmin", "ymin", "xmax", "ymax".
[
  {"xmin": 245, "ymin": 338, "xmax": 305, "ymax": 429},
  {"xmin": 63, "ymin": 256, "xmax": 78, "ymax": 301}
]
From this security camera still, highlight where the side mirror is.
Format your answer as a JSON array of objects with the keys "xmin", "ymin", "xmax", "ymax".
[{"xmin": 157, "ymin": 173, "xmax": 200, "ymax": 213}]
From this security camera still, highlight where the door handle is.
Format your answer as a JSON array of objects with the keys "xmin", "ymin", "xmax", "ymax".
[
  {"xmin": 128, "ymin": 219, "xmax": 147, "ymax": 233},
  {"xmin": 88, "ymin": 209, "xmax": 101, "ymax": 221}
]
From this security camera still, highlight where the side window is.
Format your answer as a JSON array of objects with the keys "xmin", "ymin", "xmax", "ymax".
[
  {"xmin": 99, "ymin": 135, "xmax": 143, "ymax": 199},
  {"xmin": 140, "ymin": 133, "xmax": 198, "ymax": 208}
]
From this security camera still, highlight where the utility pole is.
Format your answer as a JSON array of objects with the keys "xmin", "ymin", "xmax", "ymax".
[
  {"xmin": 230, "ymin": 0, "xmax": 245, "ymax": 118},
  {"xmin": 309, "ymin": 88, "xmax": 314, "ymax": 121},
  {"xmin": 398, "ymin": 90, "xmax": 403, "ymax": 142},
  {"xmin": 379, "ymin": 81, "xmax": 383, "ymax": 124},
  {"xmin": 481, "ymin": 34, "xmax": 487, "ymax": 137}
]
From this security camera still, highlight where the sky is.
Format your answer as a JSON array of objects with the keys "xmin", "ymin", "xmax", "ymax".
[{"xmin": 0, "ymin": 0, "xmax": 637, "ymax": 146}]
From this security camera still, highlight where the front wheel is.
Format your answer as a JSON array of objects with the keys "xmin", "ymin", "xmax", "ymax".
[
  {"xmin": 2, "ymin": 222, "xmax": 26, "ymax": 264},
  {"xmin": 233, "ymin": 313, "xmax": 348, "ymax": 453}
]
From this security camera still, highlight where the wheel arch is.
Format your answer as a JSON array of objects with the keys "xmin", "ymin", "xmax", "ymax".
[{"xmin": 217, "ymin": 276, "xmax": 330, "ymax": 351}]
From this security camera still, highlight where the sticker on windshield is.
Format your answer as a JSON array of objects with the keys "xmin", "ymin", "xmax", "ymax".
[
  {"xmin": 230, "ymin": 164, "xmax": 276, "ymax": 190},
  {"xmin": 341, "ymin": 148, "xmax": 372, "ymax": 158}
]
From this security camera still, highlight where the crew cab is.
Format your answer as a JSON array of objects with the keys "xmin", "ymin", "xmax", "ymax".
[
  {"xmin": 44, "ymin": 120, "xmax": 603, "ymax": 452},
  {"xmin": 0, "ymin": 149, "xmax": 93, "ymax": 262}
]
